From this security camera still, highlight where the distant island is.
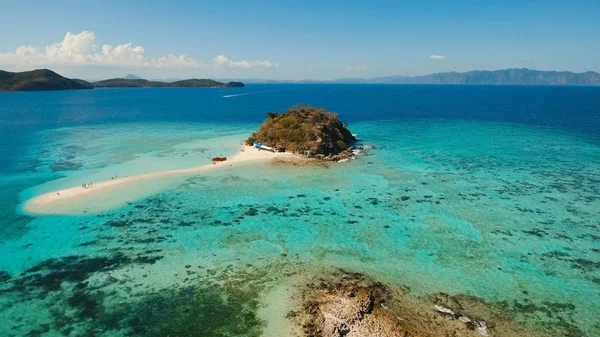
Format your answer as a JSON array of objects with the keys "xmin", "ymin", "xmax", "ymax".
[
  {"xmin": 92, "ymin": 78, "xmax": 244, "ymax": 88},
  {"xmin": 246, "ymin": 105, "xmax": 357, "ymax": 161},
  {"xmin": 367, "ymin": 68, "xmax": 600, "ymax": 85},
  {"xmin": 0, "ymin": 69, "xmax": 245, "ymax": 91},
  {"xmin": 237, "ymin": 68, "xmax": 600, "ymax": 86},
  {"xmin": 0, "ymin": 69, "xmax": 92, "ymax": 91},
  {"xmin": 3, "ymin": 68, "xmax": 600, "ymax": 91}
]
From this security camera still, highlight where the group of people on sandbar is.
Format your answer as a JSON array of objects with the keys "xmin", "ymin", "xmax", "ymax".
[{"xmin": 82, "ymin": 182, "xmax": 93, "ymax": 189}]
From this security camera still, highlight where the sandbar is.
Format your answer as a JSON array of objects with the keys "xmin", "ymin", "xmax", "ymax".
[{"xmin": 22, "ymin": 145, "xmax": 296, "ymax": 215}]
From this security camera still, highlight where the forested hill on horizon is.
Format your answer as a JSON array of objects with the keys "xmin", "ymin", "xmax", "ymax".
[
  {"xmin": 92, "ymin": 78, "xmax": 245, "ymax": 88},
  {"xmin": 0, "ymin": 69, "xmax": 92, "ymax": 91},
  {"xmin": 0, "ymin": 69, "xmax": 245, "ymax": 91},
  {"xmin": 239, "ymin": 68, "xmax": 600, "ymax": 85},
  {"xmin": 2, "ymin": 68, "xmax": 600, "ymax": 91}
]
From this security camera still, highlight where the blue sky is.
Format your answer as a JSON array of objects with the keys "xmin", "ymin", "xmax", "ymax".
[{"xmin": 0, "ymin": 0, "xmax": 598, "ymax": 80}]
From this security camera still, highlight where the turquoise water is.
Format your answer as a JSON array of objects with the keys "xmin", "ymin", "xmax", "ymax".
[{"xmin": 1, "ymin": 86, "xmax": 600, "ymax": 336}]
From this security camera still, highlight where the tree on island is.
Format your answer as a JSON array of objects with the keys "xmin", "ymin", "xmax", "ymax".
[{"xmin": 247, "ymin": 105, "xmax": 356, "ymax": 156}]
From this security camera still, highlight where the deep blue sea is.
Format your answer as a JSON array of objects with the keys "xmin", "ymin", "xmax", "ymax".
[{"xmin": 1, "ymin": 85, "xmax": 599, "ymax": 336}]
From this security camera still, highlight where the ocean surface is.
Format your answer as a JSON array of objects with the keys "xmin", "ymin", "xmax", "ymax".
[{"xmin": 0, "ymin": 85, "xmax": 599, "ymax": 336}]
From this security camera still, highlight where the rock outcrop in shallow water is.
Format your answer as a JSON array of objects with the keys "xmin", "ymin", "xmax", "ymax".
[
  {"xmin": 246, "ymin": 105, "xmax": 356, "ymax": 159},
  {"xmin": 289, "ymin": 271, "xmax": 546, "ymax": 337}
]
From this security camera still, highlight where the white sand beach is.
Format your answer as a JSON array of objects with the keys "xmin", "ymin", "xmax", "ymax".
[{"xmin": 22, "ymin": 145, "xmax": 296, "ymax": 215}]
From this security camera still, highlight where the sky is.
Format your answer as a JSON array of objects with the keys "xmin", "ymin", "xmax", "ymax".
[{"xmin": 0, "ymin": 0, "xmax": 598, "ymax": 80}]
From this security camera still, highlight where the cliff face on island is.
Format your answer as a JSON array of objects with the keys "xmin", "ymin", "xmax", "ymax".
[
  {"xmin": 247, "ymin": 105, "xmax": 356, "ymax": 156},
  {"xmin": 92, "ymin": 78, "xmax": 244, "ymax": 88},
  {"xmin": 0, "ymin": 69, "xmax": 93, "ymax": 91}
]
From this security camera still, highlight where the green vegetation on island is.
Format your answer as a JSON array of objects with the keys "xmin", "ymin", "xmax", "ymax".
[
  {"xmin": 0, "ymin": 69, "xmax": 245, "ymax": 91},
  {"xmin": 92, "ymin": 78, "xmax": 245, "ymax": 88},
  {"xmin": 0, "ymin": 69, "xmax": 93, "ymax": 91},
  {"xmin": 247, "ymin": 105, "xmax": 356, "ymax": 158}
]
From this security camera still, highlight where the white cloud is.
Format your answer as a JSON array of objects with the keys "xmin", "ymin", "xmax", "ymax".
[
  {"xmin": 0, "ymin": 31, "xmax": 200, "ymax": 69},
  {"xmin": 429, "ymin": 54, "xmax": 446, "ymax": 60},
  {"xmin": 346, "ymin": 64, "xmax": 368, "ymax": 71},
  {"xmin": 213, "ymin": 55, "xmax": 279, "ymax": 69}
]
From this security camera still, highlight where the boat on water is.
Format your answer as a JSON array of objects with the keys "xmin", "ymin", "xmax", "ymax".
[{"xmin": 253, "ymin": 141, "xmax": 275, "ymax": 152}]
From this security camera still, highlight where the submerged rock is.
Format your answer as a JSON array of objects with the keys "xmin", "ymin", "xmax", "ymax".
[{"xmin": 0, "ymin": 270, "xmax": 11, "ymax": 282}]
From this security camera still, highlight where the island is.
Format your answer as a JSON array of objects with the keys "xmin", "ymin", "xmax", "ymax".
[
  {"xmin": 22, "ymin": 105, "xmax": 362, "ymax": 215},
  {"xmin": 0, "ymin": 68, "xmax": 245, "ymax": 91},
  {"xmin": 246, "ymin": 105, "xmax": 358, "ymax": 161},
  {"xmin": 0, "ymin": 69, "xmax": 93, "ymax": 91},
  {"xmin": 92, "ymin": 78, "xmax": 245, "ymax": 88}
]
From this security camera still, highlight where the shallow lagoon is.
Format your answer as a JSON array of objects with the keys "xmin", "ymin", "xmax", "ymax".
[{"xmin": 1, "ymin": 85, "xmax": 599, "ymax": 336}]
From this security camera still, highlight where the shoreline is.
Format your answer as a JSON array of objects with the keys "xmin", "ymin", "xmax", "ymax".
[{"xmin": 22, "ymin": 145, "xmax": 299, "ymax": 215}]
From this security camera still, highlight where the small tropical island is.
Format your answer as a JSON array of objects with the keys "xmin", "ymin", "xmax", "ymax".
[
  {"xmin": 23, "ymin": 105, "xmax": 362, "ymax": 215},
  {"xmin": 0, "ymin": 69, "xmax": 244, "ymax": 91},
  {"xmin": 246, "ymin": 105, "xmax": 359, "ymax": 161}
]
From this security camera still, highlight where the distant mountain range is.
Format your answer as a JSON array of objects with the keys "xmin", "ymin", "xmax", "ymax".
[
  {"xmin": 371, "ymin": 69, "xmax": 600, "ymax": 85},
  {"xmin": 232, "ymin": 68, "xmax": 600, "ymax": 86},
  {"xmin": 124, "ymin": 74, "xmax": 143, "ymax": 80},
  {"xmin": 0, "ymin": 69, "xmax": 245, "ymax": 91},
  {"xmin": 2, "ymin": 68, "xmax": 600, "ymax": 92}
]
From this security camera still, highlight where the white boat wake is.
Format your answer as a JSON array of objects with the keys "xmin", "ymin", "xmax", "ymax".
[{"xmin": 221, "ymin": 87, "xmax": 297, "ymax": 98}]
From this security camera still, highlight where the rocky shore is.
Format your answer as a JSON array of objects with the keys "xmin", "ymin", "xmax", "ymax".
[{"xmin": 287, "ymin": 271, "xmax": 546, "ymax": 337}]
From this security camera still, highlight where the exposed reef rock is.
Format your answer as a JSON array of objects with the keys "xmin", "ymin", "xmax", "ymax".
[
  {"xmin": 246, "ymin": 105, "xmax": 356, "ymax": 160},
  {"xmin": 289, "ymin": 271, "xmax": 546, "ymax": 337}
]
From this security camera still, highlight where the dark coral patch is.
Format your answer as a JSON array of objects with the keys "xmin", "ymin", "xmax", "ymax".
[
  {"xmin": 110, "ymin": 285, "xmax": 265, "ymax": 337},
  {"xmin": 244, "ymin": 208, "xmax": 259, "ymax": 216},
  {"xmin": 571, "ymin": 258, "xmax": 600, "ymax": 271},
  {"xmin": 8, "ymin": 253, "xmax": 162, "ymax": 295},
  {"xmin": 522, "ymin": 228, "xmax": 548, "ymax": 238},
  {"xmin": 105, "ymin": 220, "xmax": 132, "ymax": 228},
  {"xmin": 367, "ymin": 197, "xmax": 379, "ymax": 205},
  {"xmin": 0, "ymin": 270, "xmax": 11, "ymax": 282},
  {"xmin": 67, "ymin": 287, "xmax": 100, "ymax": 319}
]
